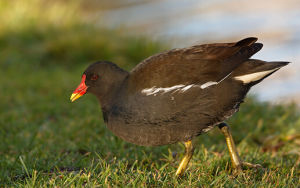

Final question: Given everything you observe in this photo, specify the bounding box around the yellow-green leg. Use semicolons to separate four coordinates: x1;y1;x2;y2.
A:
218;123;262;171
176;140;194;176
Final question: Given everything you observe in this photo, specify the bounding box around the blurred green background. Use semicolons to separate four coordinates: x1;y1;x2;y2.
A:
0;0;299;186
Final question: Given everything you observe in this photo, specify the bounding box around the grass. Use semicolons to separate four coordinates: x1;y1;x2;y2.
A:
0;0;299;187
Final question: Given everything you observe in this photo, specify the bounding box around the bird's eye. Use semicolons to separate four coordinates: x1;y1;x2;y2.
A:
91;74;99;81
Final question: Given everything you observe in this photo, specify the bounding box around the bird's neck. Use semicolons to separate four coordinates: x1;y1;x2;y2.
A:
97;70;129;110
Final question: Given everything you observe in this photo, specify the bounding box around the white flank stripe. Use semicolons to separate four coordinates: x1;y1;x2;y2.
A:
200;81;218;89
141;85;185;96
200;71;232;89
141;72;234;96
181;84;194;92
234;68;279;84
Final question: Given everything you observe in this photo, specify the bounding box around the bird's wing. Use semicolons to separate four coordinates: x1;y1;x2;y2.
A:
128;37;263;93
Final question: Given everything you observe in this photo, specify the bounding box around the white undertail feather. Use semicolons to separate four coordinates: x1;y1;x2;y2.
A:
234;68;279;84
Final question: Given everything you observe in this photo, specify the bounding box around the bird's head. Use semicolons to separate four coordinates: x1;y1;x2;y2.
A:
70;61;128;103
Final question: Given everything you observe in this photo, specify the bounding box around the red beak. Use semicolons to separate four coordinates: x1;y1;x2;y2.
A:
70;74;88;102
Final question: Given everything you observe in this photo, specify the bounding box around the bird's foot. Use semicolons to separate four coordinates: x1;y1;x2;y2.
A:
217;123;264;174
240;161;263;169
232;161;264;175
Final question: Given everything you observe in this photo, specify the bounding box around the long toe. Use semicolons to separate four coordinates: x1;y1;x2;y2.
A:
242;162;264;169
233;161;264;175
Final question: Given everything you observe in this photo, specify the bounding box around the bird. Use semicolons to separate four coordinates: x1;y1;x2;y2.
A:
70;37;289;176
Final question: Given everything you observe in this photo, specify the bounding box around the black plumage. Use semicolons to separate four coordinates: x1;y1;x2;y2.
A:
72;37;289;146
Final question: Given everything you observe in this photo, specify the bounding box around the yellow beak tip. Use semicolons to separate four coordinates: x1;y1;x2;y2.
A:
70;93;82;102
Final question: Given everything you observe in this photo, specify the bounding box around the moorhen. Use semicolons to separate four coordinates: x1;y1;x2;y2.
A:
70;37;289;176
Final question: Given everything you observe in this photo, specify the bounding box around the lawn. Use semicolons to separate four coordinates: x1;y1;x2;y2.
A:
0;0;299;187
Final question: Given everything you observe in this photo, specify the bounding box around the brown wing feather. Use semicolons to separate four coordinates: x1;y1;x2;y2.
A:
129;37;262;91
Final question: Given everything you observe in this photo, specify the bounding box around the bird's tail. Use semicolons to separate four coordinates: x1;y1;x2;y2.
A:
231;59;290;85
